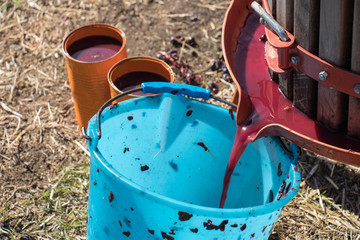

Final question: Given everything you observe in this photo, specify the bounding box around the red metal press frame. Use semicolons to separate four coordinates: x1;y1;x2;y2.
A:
262;0;360;99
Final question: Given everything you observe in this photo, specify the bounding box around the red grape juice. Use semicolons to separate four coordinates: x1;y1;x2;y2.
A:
113;71;170;96
67;35;122;62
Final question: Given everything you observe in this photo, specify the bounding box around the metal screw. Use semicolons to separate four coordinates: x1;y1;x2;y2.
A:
354;84;360;94
291;55;299;65
318;71;328;81
259;17;265;25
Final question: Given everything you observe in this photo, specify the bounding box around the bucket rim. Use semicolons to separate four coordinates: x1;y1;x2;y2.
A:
107;56;175;98
87;97;301;218
62;23;127;65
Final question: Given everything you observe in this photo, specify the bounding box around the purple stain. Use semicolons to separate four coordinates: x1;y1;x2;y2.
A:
109;191;114;203
148;229;155;235
186;110;193;116
169;161;178;171
141;165;149;171
197;142;209;152
127;116;133;120
277;180;287;200
269;190;274;203
203;220;228;231
240;224;246;231
124;147;129;153
285;182;292;194
161;231;174;240
123;231;130;237
178;211;193;221
190;228;198;233
277;162;282;177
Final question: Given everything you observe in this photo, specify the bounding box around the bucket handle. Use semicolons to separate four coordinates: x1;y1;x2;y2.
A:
83;82;237;141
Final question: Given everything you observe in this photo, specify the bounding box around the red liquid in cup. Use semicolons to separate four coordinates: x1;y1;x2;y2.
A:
68;36;122;62
113;71;170;96
219;13;360;208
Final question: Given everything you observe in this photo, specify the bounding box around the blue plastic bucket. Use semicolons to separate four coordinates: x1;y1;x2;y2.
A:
85;83;301;240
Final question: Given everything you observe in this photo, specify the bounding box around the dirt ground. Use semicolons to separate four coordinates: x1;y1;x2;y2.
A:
0;0;359;239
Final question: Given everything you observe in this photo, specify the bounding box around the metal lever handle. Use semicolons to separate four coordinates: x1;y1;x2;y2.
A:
250;1;289;42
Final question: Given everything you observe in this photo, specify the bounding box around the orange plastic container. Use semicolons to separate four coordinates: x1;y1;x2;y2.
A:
62;24;127;128
108;56;174;102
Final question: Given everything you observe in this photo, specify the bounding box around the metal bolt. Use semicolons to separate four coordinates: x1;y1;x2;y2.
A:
291;55;299;65
354;84;360;94
259;17;265;25
318;71;328;81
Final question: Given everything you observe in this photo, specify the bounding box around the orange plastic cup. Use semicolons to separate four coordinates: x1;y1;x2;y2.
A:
62;24;127;129
108;57;174;102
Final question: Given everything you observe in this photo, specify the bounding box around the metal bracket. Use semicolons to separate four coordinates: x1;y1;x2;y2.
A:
259;0;360;99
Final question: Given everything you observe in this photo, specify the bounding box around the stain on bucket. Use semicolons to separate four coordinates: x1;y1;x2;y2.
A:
85;83;300;240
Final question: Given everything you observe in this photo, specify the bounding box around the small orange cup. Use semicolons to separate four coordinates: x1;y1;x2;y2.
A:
62;24;127;128
108;57;174;102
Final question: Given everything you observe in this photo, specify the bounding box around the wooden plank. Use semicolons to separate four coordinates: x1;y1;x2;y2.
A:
276;0;294;32
278;71;293;100
348;0;360;138
317;0;353;130
276;0;294;100
293;0;319;117
267;0;276;18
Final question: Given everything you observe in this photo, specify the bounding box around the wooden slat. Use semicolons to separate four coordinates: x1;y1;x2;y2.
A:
276;0;294;100
317;0;353;130
293;0;319;118
267;0;276;19
278;71;293;100
276;0;294;31
348;0;360;138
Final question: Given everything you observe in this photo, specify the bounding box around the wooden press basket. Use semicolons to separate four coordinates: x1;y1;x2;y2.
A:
265;0;360;139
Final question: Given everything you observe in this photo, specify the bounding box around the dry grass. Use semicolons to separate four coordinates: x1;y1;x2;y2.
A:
274;151;360;239
0;164;89;239
0;0;359;239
